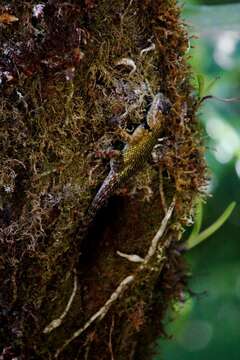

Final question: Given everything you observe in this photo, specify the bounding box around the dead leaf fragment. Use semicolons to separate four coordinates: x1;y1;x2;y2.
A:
0;13;19;24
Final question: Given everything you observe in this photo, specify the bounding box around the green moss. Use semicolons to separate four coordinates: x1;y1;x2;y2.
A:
0;0;206;358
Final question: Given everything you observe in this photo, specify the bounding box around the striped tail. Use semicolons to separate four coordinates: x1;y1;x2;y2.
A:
87;169;119;220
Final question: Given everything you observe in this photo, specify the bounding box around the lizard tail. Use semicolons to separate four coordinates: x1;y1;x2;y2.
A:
75;170;118;249
87;169;118;220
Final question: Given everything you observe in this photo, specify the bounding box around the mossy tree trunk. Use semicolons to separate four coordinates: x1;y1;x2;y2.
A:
0;1;206;359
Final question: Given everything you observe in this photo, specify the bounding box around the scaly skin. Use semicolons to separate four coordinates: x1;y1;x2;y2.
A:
87;93;170;220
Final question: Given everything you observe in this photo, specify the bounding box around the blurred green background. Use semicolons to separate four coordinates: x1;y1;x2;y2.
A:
155;0;240;359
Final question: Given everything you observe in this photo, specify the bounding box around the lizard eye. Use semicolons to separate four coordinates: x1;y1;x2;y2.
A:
126;124;135;133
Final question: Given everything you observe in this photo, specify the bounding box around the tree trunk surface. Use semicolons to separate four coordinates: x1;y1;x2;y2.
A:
0;1;206;359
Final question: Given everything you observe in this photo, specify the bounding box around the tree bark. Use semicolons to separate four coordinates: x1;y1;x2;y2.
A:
0;1;206;359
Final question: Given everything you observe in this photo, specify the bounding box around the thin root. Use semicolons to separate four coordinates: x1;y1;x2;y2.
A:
54;275;134;358
43;271;78;334
54;198;175;358
117;250;144;263
115;58;137;76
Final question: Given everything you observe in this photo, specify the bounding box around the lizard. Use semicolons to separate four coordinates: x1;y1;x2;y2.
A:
86;92;171;221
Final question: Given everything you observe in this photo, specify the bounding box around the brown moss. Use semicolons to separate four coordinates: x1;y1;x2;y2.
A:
0;0;206;359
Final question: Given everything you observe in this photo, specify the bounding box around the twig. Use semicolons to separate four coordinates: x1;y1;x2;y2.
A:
108;316;115;360
200;95;240;105
116;250;144;263
140;42;156;56
115;58;137;76
159;166;167;214
116;198;175;265
143;197;175;263
43;271;78;334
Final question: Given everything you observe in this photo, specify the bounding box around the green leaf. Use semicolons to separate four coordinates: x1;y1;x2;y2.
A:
204;76;220;95
196;73;205;99
186;202;236;250
195;74;220;101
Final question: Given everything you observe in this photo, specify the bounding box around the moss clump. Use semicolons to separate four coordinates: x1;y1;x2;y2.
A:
0;1;206;359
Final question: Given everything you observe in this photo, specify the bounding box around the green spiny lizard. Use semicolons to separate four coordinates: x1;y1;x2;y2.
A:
87;92;171;220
